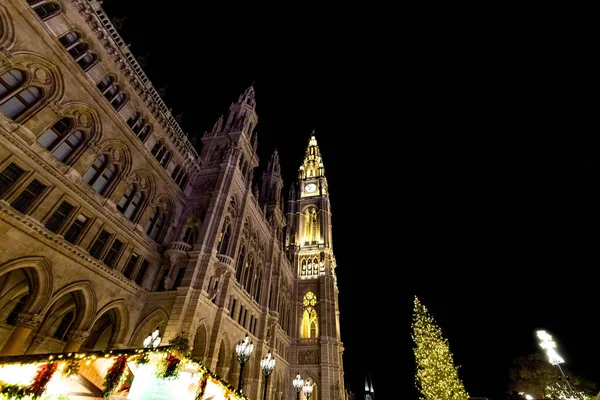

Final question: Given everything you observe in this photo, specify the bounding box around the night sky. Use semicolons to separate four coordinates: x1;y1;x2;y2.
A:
102;2;596;398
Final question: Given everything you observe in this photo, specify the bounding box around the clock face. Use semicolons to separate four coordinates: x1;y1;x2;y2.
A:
305;183;317;193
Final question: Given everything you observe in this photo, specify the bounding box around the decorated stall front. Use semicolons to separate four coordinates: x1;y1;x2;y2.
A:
0;335;246;400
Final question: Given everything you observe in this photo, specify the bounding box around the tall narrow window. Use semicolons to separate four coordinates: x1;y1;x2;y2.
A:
134;260;149;286
37;118;84;162
89;229;110;259
235;248;245;282
0;69;26;99
0;86;43;120
301;291;319;339
127;112;140;128
122;253;139;279
77;52;97;71
63;213;88;244
183;227;196;245
145;208;165;240
109;93;126;110
82;154;116;196
177;173;188;190
45;201;73;233
117;184;143;221
103;238;123;268
173;267;186;288
137;124;151;141
10;179;46;213
0;163;25;198
151;142;162;157
217;223;231;255
59;31;79;47
230;298;237;319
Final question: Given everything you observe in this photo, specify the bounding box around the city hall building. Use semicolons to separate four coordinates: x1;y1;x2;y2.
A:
0;1;345;399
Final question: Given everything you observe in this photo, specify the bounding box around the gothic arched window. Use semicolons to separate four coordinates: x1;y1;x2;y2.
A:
235;247;245;282
117;184;145;221
82;154;117;196
37;117;86;162
218;222;231;255
145;207;166;241
0;68;43;120
53;310;75;341
301;291;318;339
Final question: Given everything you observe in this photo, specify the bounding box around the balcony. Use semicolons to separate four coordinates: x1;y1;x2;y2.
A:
167;241;192;253
297;338;319;344
216;253;234;267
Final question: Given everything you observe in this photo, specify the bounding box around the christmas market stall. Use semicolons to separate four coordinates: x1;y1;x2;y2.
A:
0;334;246;400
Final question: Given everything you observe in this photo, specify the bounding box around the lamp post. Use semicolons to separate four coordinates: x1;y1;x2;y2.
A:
536;330;577;399
293;373;304;400
235;333;254;394
260;351;276;400
303;379;314;400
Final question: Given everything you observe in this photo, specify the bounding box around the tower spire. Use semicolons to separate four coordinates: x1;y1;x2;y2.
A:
298;131;324;179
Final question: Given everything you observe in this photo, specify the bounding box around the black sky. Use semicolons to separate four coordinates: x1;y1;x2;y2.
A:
101;2;596;398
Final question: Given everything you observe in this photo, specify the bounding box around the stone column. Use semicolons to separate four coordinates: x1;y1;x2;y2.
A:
63;330;90;353
0;313;43;356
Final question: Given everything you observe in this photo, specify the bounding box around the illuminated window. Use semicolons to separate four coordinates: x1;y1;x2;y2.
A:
301;291;318;339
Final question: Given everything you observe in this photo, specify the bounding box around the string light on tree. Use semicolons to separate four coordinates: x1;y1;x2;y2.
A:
536;330;579;399
412;296;469;400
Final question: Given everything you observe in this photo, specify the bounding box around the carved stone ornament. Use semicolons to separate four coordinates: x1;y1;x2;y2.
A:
112;148;122;162
74;110;91;128
15;313;44;329
29;63;52;85
66;329;90;343
139;176;148;189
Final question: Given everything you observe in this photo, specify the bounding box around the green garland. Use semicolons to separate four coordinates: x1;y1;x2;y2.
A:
101;355;128;398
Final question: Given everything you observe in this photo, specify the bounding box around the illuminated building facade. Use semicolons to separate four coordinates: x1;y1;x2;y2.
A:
0;0;345;399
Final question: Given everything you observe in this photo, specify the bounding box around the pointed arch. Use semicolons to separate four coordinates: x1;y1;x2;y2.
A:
90;299;129;345
0;256;53;314
98;139;133;177
191;320;209;360
7;51;65;104
128;307;169;347
56;101;103;146
41;280;97;331
0;5;16;49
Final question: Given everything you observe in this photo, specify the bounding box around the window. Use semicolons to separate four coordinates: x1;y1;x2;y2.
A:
230;298;237;318
134;260;149;286
103;238;123;268
0;69;26;99
137;124;151;141
10;179;46;213
301;291;319;339
177;173;188;190
97;75;114;93
89;229;110;259
183;227;196;245
52;310;74;341
173;267;186;288
63;213;88;244
37;118;84;162
45;201;73;233
171;165;188;190
145;208;165;240
109;93;127;110
217;223;231;254
59;31;97;71
160;151;171;167
127;112;140;128
31;1;61;20
0;86;43;120
123;253;139;279
82;154;117;196
117;184;144;221
0;163;25;198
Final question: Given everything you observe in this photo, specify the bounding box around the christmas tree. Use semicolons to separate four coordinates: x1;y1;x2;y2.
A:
412;296;469;400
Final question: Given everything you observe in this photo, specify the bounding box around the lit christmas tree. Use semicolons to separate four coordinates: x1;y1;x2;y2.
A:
412;296;469;400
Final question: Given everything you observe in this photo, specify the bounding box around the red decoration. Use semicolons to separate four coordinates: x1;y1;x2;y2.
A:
30;363;57;398
101;355;128;398
195;376;207;400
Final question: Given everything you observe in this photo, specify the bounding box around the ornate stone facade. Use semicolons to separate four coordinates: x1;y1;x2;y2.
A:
0;1;345;399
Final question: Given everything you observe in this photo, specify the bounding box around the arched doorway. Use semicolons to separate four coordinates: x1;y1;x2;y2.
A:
192;324;208;361
0;269;32;348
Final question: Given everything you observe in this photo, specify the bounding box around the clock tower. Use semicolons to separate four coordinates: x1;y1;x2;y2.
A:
286;133;345;400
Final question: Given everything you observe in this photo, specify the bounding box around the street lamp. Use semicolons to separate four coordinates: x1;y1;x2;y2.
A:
293;373;304;400
235;333;254;393
260;351;276;400
303;379;314;400
536;330;577;399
